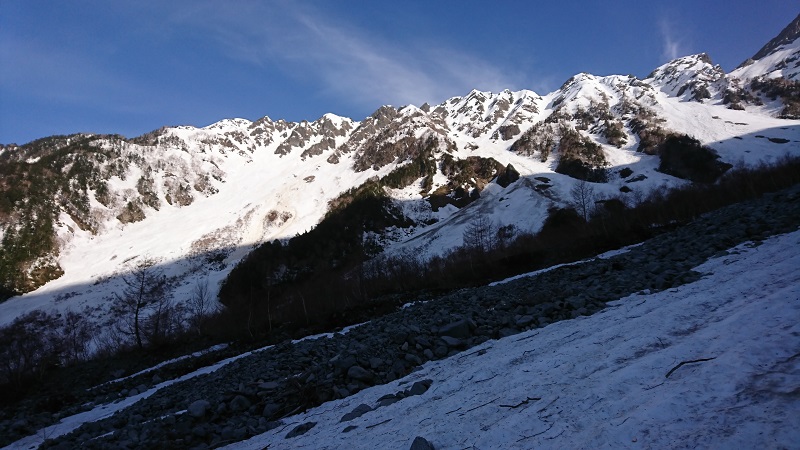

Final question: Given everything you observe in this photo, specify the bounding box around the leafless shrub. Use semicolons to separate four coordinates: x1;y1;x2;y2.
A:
187;278;213;335
463;216;497;253
0;308;94;386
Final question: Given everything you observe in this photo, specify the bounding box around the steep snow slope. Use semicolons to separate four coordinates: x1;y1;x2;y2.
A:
0;115;390;326
733;12;800;82
379;75;800;260
733;36;800;81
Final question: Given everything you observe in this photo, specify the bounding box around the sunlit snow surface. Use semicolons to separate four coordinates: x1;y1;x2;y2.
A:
731;37;800;81
225;230;800;449
1;77;799;334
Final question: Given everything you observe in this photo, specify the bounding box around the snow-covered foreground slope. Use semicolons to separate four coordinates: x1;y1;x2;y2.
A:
227;230;800;449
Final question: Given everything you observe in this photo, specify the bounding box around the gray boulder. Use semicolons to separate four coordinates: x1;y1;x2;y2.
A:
440;336;463;347
187;400;210;418
285;421;316;438
515;315;535;327
406;379;432;396
347;365;374;382
262;402;280;419
258;381;280;391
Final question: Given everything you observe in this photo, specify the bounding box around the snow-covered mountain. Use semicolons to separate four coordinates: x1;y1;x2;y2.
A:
1;14;799;331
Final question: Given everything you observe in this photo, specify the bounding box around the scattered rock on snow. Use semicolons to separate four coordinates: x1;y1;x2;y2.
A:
406;379;432;397
285;421;316;438
410;435;436;449
340;403;373;422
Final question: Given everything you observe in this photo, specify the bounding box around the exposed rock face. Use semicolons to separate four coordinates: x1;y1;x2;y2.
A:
495;163;520;188
646;53;727;101
247;117;293;148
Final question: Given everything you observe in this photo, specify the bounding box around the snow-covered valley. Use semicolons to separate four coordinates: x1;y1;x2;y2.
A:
1;12;800;450
4;185;799;449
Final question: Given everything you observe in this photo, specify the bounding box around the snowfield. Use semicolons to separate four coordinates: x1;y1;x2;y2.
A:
222;230;800;449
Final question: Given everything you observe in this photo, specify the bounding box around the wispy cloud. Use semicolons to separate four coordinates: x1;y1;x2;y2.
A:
0;32;190;120
659;18;685;62
1;39;125;108
177;2;524;111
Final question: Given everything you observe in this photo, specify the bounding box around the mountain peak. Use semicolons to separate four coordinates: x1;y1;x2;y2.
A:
319;112;347;123
731;15;800;82
645;53;725;100
646;53;717;77
203;117;252;131
740;13;800;67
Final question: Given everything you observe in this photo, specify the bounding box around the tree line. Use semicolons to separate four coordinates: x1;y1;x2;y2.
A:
2;152;798;396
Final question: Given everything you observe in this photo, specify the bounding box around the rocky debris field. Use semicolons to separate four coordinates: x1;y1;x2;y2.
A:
11;185;800;450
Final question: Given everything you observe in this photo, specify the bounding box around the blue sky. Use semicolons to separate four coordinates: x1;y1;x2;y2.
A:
0;0;795;145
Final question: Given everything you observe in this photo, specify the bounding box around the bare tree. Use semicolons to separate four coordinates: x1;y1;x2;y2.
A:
463;216;496;252
112;258;167;349
570;180;596;221
144;293;183;347
60;309;95;363
187;277;212;335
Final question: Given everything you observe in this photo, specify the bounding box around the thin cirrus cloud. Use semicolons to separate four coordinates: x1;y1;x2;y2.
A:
0;37;166;117
0;39;115;105
181;3;524;110
658;18;686;62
